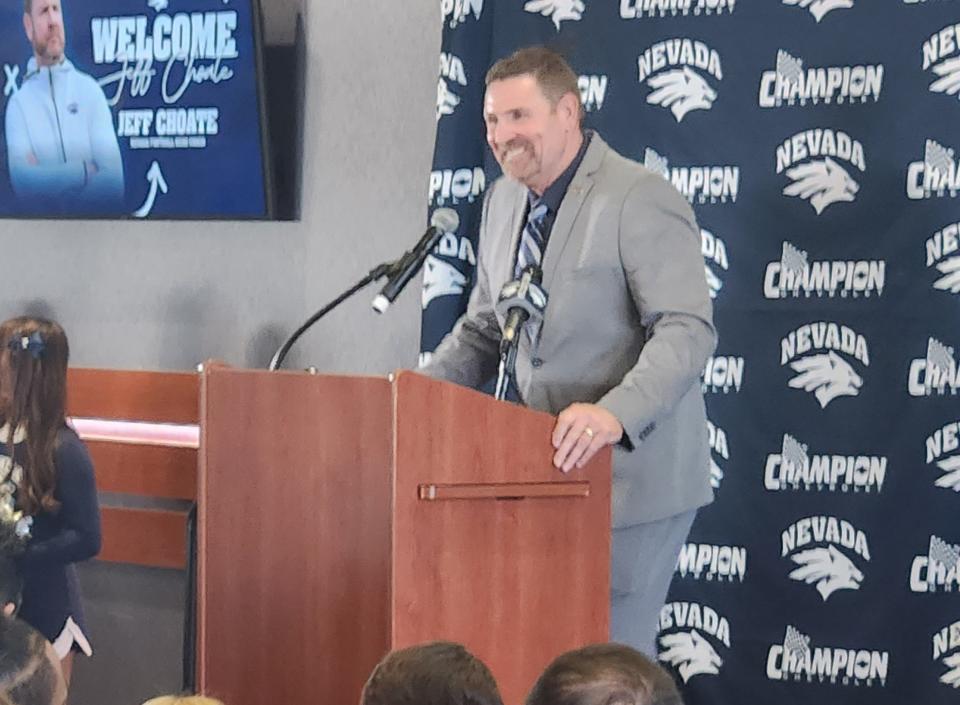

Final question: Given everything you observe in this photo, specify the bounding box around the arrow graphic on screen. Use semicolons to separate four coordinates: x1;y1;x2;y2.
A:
133;161;168;218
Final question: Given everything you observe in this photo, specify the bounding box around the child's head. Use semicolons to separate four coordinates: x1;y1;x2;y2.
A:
361;642;503;705
526;643;684;705
0;317;69;422
0;613;67;705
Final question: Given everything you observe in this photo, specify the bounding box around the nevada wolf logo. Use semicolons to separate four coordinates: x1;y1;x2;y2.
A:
422;255;467;308
523;0;585;30
647;67;717;123
659;630;722;683
783;157;859;214
789;545;864;600
943;654;960;688
930;57;960;99
147;0;169;11
788;351;863;408
934;257;960;294
937;456;960;491
782;0;854;22
436;79;460;120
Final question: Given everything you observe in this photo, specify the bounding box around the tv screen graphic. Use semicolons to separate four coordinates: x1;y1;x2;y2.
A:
0;0;270;219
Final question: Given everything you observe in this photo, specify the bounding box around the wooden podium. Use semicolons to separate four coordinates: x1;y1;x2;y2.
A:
196;367;610;705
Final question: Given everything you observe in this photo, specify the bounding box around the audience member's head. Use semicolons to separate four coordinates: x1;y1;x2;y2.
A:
0;555;22;616
0;614;67;705
141;697;225;705
361;641;503;705
526;643;683;705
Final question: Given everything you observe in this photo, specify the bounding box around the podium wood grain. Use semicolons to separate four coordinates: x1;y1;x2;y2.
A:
392;373;610;705
199;369;393;705
197;368;610;705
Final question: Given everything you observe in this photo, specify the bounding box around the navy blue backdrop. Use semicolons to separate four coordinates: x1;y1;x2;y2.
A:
423;2;959;703
0;0;268;218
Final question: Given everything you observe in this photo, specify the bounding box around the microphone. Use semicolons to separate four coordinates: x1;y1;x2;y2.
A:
495;265;548;348
372;208;460;314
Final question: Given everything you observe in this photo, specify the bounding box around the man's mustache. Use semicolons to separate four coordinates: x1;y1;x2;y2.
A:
498;138;531;158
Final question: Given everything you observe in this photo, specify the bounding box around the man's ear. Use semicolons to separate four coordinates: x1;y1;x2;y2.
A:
23;13;34;45
558;91;581;125
2;602;15;617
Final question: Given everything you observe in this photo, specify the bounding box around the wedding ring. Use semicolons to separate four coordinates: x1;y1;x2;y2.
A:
584;427;595;439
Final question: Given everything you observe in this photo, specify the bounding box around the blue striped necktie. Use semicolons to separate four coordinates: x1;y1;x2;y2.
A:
515;201;549;279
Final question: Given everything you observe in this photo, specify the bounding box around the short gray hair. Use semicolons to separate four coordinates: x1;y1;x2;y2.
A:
486;46;583;122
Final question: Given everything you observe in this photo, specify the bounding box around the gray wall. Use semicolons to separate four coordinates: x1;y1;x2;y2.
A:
7;1;441;702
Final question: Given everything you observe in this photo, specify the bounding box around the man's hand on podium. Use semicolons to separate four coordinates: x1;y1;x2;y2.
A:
552;403;623;473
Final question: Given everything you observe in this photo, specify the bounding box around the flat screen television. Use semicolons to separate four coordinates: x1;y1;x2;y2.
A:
0;0;271;219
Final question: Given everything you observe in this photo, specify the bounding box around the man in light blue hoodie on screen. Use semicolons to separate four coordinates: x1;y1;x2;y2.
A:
5;0;123;212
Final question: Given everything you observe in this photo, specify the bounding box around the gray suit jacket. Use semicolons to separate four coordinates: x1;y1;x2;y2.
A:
422;134;717;527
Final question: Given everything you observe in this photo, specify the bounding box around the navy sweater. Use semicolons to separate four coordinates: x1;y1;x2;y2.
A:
5;427;101;641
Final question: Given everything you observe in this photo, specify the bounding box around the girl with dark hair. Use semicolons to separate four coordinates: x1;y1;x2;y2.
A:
0;316;100;688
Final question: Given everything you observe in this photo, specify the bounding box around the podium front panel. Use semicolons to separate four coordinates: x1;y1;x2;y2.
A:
391;372;611;705
198;369;394;705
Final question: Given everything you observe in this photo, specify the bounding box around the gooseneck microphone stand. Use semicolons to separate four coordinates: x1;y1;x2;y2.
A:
268;262;395;371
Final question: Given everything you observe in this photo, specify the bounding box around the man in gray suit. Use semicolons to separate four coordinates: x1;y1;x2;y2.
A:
421;46;716;656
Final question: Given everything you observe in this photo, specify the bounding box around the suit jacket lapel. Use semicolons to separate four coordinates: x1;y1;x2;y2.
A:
540;134;608;293
505;184;528;273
